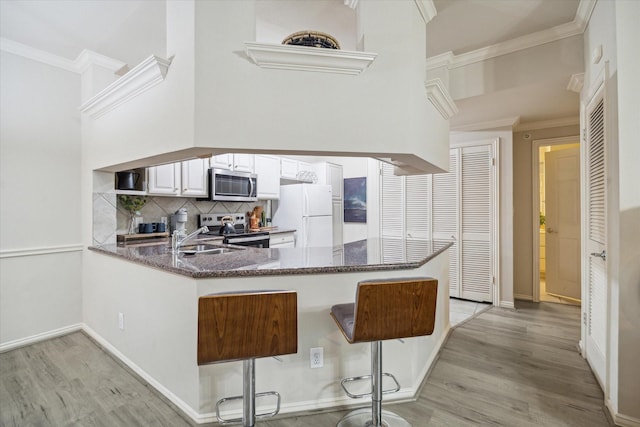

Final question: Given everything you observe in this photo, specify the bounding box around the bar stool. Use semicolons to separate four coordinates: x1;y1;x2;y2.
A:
198;290;298;427
330;277;438;427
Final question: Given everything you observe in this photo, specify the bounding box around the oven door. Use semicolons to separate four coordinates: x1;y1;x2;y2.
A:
210;168;257;202
224;233;270;248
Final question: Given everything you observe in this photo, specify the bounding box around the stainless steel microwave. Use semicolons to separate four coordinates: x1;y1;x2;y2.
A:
208;168;257;202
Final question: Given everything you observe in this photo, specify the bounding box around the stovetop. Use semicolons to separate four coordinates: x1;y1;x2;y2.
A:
198;212;267;236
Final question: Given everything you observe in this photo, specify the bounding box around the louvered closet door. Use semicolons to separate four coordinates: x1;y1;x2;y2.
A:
460;145;494;302
381;162;405;262
432;150;460;297
585;89;607;387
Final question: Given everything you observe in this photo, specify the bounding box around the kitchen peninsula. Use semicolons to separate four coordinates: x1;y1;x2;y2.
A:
85;238;451;423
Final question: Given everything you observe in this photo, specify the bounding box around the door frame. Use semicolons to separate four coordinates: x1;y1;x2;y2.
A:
531;136;580;303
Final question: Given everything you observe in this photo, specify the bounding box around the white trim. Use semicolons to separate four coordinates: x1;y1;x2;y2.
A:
0;37;125;74
567;73;585;93
415;0;437;24
425;51;454;71
499;301;515;309
451;116;520;132
606;400;640;427
0;324;82;353
425;78;458;120
80;55;172;119
531;136;581;303
426;0;597;71
514;293;534;301
515;116;580;132
74;49;126;74
245;42;377;75
0;244;83;259
1;37;77;72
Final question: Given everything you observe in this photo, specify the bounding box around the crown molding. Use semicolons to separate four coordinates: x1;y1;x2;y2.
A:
425;78;458;120
75;49;127;74
451;116;520;132
415;0;437;24
245;42;377;75
567;73;585;93
80;55;172;119
514;116;580;132
1;37;77;72
0;37;126;75
426;0;596;71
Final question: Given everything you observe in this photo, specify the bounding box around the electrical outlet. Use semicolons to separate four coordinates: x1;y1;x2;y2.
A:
118;312;125;330
310;347;323;368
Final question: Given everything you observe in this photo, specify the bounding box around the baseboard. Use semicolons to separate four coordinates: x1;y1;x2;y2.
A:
514;293;533;301
606;399;640;427
0;323;83;353
499;300;515;309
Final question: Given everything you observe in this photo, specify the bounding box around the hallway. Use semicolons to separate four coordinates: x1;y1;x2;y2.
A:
0;302;611;426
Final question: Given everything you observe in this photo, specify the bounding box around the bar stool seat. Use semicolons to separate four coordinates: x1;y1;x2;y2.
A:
330;277;438;427
198;290;297;427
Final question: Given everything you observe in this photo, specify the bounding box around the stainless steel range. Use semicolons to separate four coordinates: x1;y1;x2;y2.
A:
198;212;269;248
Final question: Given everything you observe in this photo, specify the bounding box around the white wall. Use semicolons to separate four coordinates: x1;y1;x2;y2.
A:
451;128;514;306
0;52;82;347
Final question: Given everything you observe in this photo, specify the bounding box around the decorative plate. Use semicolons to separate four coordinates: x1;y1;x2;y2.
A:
282;31;340;49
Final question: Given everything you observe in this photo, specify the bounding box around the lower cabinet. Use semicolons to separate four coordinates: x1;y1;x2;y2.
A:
270;231;295;248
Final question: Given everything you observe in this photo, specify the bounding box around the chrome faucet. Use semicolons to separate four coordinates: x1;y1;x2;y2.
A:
171;226;210;252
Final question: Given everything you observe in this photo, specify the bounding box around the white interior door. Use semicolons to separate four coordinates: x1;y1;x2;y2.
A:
545;147;581;299
459;144;494;302
584;90;607;387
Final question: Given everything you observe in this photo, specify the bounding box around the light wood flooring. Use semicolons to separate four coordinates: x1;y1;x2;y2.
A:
0;301;611;426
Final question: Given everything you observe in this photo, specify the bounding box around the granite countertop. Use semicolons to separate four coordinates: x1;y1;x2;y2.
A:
89;238;453;279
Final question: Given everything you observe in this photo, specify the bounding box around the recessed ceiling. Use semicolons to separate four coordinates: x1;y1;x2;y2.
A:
427;0;581;56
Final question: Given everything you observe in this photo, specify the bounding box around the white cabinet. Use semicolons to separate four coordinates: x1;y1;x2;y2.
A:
280;157;298;179
148;158;209;197
328;162;343;200
254;155;280;199
180;158;209;197
270;231;295;248
211;153;254;172
147;163;180;195
315;162;344;244
332;200;343;247
211;154;233;170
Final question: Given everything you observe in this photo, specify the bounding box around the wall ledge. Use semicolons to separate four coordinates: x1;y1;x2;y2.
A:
80;55;172;119
0;244;83;258
245;42;377;75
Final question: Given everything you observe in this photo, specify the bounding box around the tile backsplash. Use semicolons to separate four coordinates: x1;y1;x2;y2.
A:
92;193;266;245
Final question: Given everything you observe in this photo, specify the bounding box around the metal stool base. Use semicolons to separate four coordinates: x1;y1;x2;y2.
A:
336;408;411;427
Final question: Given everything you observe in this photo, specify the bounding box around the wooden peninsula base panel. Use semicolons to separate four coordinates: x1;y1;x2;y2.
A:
86;238;452;424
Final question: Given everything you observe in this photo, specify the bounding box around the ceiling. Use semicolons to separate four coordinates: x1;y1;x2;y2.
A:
0;0;584;129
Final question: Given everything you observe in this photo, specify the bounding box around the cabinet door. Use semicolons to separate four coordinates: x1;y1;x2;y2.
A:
280;157;298;179
211;154;233;170
327;162;343;200
254;155;280;199
181;158;209;197
233;154;255;172
148;163;180;195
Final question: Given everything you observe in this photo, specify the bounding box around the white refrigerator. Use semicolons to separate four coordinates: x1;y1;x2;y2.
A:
273;184;333;248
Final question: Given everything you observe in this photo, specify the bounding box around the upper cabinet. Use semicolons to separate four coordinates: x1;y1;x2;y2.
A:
148;158;209;197
147;163;180;195
180;158;209;197
211;153;255;173
254;154;280;200
280;157;298;180
315;162;343;200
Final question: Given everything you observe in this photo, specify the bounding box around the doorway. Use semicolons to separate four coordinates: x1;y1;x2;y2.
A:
533;137;581;305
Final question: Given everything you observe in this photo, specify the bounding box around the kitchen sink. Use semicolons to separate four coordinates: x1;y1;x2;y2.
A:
178;244;244;256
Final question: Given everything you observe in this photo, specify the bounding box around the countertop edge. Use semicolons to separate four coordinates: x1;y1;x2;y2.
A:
88;240;453;279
